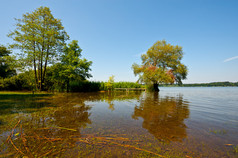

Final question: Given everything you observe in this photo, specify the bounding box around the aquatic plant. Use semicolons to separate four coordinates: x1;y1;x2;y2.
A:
209;128;227;135
234;145;238;153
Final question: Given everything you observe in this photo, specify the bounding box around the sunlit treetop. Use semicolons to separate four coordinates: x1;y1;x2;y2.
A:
132;40;188;89
8;6;69;90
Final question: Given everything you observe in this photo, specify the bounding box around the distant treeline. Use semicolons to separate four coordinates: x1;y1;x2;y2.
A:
161;82;238;87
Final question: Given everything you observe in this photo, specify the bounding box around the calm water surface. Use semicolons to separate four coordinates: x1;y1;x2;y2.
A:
0;87;238;157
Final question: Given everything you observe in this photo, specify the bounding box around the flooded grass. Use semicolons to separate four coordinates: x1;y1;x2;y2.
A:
209;128;227;135
233;145;238;153
0;91;52;95
0;88;238;157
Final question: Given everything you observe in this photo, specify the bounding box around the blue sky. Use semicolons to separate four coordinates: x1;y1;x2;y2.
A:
0;0;238;83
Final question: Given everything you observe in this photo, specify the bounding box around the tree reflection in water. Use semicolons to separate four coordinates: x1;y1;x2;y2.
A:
99;91;142;111
132;92;190;142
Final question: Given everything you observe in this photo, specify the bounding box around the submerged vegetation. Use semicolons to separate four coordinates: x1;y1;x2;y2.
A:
233;145;238;154
209;128;227;135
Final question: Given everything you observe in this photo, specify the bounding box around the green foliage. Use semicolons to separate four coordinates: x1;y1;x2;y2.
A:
69;81;101;92
61;40;92;80
0;71;34;91
113;82;144;89
233;145;238;153
8;6;69;90
0;45;16;79
46;40;92;92
7;6;92;92
67;81;144;92
105;75;115;90
145;84;155;92
132;40;188;89
99;82;107;91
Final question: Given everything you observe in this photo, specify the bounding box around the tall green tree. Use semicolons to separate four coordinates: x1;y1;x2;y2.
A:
0;45;16;79
48;40;92;92
8;6;69;91
132;40;188;91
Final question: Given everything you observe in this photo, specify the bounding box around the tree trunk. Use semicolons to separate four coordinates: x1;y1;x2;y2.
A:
33;42;38;91
40;50;43;91
153;83;160;92
40;17;45;91
38;59;40;90
33;57;37;90
42;45;50;91
40;56;42;91
153;91;159;101
66;79;69;93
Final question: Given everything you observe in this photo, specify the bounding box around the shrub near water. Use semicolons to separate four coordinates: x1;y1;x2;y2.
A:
0;75;144;92
69;81;101;92
0;72;34;91
113;82;144;89
69;81;144;92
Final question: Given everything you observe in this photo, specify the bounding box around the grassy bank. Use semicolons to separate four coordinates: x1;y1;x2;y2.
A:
0;91;52;96
69;81;145;92
0;81;145;93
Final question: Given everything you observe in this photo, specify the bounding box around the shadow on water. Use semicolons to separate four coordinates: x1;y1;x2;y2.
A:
0;94;53;115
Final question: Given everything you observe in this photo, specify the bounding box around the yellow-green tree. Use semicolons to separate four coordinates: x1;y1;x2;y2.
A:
105;75;114;91
132;40;187;91
8;6;69;91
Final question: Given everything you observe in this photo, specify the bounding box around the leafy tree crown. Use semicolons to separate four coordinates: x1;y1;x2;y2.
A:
132;40;188;85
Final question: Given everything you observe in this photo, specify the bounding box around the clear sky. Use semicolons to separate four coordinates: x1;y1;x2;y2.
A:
0;0;238;83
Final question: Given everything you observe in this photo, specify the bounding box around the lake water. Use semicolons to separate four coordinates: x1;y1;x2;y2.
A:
0;87;238;157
